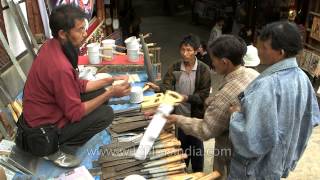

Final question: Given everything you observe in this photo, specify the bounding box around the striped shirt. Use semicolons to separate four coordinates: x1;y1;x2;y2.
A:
175;66;259;177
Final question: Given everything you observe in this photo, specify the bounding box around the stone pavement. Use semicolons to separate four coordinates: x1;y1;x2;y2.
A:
202;127;320;180
286;126;320;180
202;72;320;180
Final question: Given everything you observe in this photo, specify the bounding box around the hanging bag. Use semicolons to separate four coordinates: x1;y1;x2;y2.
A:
15;114;60;156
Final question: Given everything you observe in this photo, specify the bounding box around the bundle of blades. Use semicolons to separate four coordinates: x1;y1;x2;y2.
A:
98;140;181;163
99;141;139;159
110;120;151;133
108;114;149;140
149;172;207;180
104;167;185;180
101;156;187;180
96;132;186;179
112;115;146;125
99;132;180;162
109;127;173;143
113;106;141;116
114;111;144;118
153;138;181;149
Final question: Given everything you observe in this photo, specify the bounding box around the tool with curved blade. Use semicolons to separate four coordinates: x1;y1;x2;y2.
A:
134;90;183;160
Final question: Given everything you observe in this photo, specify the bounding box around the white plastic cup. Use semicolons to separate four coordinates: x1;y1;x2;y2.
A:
87;51;101;64
127;49;139;62
87;43;102;64
102;39;115;58
86;42;100;53
124;36;137;44
125;36;140;50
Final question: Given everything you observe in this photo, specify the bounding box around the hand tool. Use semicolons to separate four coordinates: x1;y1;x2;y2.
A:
112;115;146;125
135;90;184;160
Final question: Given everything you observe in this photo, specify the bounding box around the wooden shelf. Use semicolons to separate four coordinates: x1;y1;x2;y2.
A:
304;43;320;54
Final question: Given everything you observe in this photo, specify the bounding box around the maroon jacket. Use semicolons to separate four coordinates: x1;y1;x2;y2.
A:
23;39;88;128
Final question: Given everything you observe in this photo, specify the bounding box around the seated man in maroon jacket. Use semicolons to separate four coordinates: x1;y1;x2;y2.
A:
16;4;131;167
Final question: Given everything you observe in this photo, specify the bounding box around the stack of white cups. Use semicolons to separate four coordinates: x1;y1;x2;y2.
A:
86;43;101;64
102;39;115;59
125;36;140;62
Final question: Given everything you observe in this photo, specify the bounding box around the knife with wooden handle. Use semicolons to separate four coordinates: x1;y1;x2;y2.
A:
143;153;187;168
198;171;221;180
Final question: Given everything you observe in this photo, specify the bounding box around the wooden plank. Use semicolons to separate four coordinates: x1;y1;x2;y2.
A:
96;0;101;20
32;0;42;34
100;0;105;20
304;43;320;54
25;0;35;34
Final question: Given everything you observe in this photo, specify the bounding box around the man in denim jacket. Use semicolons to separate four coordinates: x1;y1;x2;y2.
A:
229;21;320;179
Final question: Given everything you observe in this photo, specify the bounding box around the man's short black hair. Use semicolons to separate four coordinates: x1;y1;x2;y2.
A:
49;4;88;38
208;35;247;66
239;26;253;45
259;21;302;58
179;34;200;50
200;40;207;50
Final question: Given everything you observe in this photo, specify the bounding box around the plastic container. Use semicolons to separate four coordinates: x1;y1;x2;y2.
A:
127;49;139;62
101;39;115;59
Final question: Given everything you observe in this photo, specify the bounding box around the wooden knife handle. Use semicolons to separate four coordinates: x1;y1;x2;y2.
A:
154;140;181;149
143;33;152;39
159;132;174;140
165;172;206;180
11;101;22;117
198;171;221;180
147;43;156;47
143;154;187;168
142;84;150;92
7;104;18;122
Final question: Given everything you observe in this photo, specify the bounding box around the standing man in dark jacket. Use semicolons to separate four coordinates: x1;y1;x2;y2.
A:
147;34;211;172
197;41;213;69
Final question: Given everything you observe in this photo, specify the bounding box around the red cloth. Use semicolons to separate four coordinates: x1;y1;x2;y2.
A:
23;39;88;128
78;54;144;65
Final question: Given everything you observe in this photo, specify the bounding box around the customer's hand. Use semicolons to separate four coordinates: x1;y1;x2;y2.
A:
166;114;178;125
0;167;6;180
144;110;156;120
111;82;131;97
145;82;160;92
182;95;188;102
229;105;241;114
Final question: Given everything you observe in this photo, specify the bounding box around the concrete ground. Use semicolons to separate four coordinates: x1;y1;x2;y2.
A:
140;11;320;179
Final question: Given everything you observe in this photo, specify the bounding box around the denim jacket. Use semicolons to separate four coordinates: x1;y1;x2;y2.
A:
229;58;320;179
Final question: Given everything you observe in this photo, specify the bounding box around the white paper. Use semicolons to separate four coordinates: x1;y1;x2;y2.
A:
54;166;94;180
